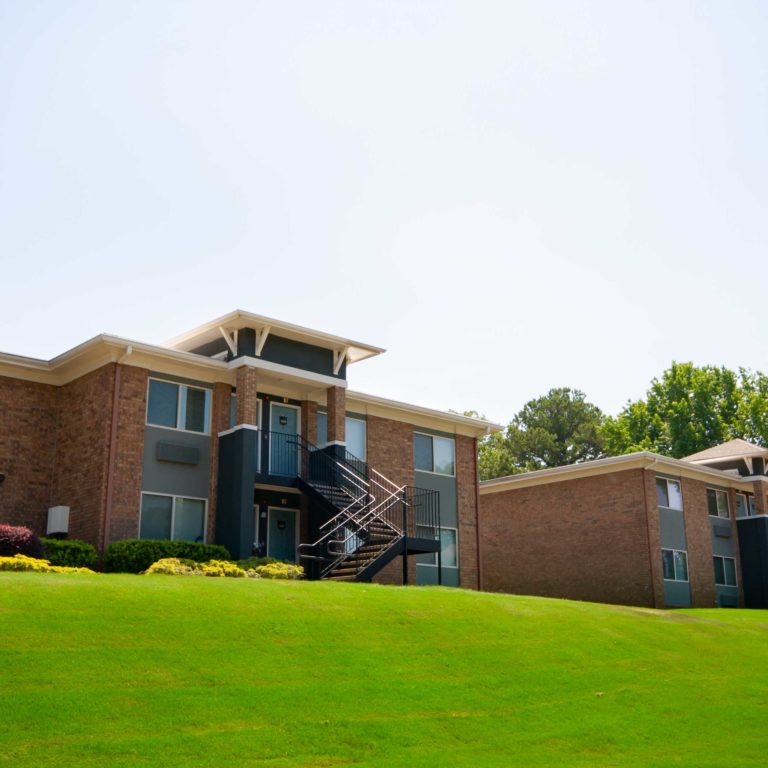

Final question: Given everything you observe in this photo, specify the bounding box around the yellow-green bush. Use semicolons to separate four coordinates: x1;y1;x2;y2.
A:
144;558;250;578
254;562;304;580
143;558;303;579
0;554;95;574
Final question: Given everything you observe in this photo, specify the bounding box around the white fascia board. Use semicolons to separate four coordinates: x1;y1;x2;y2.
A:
346;390;503;436
479;452;761;495
0;335;231;386
228;356;348;389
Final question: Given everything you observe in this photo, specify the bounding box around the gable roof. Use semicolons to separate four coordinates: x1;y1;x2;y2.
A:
683;439;768;464
164;309;385;365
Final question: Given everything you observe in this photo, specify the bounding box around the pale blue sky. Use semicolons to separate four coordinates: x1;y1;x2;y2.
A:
1;1;767;424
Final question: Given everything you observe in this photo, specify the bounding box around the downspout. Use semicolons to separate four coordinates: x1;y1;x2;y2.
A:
475;432;486;592
641;458;659;608
103;346;132;552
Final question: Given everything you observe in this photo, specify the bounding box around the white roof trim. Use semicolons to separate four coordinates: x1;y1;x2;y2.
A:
479;451;768;494
164;310;385;364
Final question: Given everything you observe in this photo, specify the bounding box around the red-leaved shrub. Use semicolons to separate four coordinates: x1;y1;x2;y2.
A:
0;525;43;558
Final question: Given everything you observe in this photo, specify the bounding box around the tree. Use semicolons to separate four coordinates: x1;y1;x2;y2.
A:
601;362;768;458
477;388;606;480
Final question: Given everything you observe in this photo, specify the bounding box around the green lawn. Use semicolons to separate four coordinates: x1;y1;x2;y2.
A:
1;574;767;767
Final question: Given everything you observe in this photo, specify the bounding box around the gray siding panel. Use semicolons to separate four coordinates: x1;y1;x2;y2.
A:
143;426;210;499
414;470;457;527
664;580;691;607
659;508;686;550
416;565;460;587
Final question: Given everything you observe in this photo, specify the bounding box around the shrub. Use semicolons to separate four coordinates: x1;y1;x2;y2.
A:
0;554;95;574
41;538;97;569
144;558;249;578
0;525;43;558
104;540;231;574
254;562;304;580
235;556;279;570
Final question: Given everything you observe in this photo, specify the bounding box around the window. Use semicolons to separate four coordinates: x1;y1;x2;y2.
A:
706;488;730;519
345;417;366;462
414;433;455;475
661;548;688;581
315;412;367;461
147;379;211;434
656;477;683;510
417;527;458;568
713;556;737;587
139;493;206;542
736;493;757;518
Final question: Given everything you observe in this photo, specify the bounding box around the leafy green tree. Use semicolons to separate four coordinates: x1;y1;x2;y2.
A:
602;362;767;458
476;389;606;479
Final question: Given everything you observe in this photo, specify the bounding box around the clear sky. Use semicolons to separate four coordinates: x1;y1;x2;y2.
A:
1;1;767;425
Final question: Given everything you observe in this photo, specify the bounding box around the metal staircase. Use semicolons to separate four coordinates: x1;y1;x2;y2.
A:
273;433;440;582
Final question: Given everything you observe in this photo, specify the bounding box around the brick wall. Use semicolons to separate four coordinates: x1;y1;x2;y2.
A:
105;365;148;545
455;435;480;590
235;367;259;425
680;477;717;608
0;376;58;532
50;365;115;547
326;386;345;443
642;470;665;608
367;415;415;586
480;469;658;607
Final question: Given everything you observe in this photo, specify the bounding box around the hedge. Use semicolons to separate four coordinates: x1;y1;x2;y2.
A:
0;525;43;558
104;539;231;573
41;538;97;569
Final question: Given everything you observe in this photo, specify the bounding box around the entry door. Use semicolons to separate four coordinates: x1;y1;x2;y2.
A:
269;403;300;476
267;507;298;562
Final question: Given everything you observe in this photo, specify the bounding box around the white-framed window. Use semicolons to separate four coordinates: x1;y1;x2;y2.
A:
661;548;688;582
417;527;458;568
414;433;455;476
736;493;757;518
713;556;737;587
656;477;683;510
316;412;367;462
146;378;211;434
139;492;207;542
706;488;730;519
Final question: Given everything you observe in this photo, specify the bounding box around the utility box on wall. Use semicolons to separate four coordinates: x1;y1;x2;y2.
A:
46;506;70;536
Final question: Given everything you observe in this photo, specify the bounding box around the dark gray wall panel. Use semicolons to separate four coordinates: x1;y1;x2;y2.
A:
215;428;260;559
710;518;737;557
737;517;768;608
142;426;210;498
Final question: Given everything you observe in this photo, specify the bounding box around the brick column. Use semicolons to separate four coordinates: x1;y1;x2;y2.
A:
752;481;767;515
235;367;259;426
301;400;318;445
681;477;716;608
326;386;346;444
642;469;665;608
456;434;480;591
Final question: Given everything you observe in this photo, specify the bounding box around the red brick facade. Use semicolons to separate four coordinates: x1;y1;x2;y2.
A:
456;435;480;590
1;361;483;591
480;469;659;607
0;376;58;533
680;477;717;608
326;386;346;443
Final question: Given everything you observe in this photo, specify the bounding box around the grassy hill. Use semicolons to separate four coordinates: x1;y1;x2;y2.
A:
1;573;767;767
